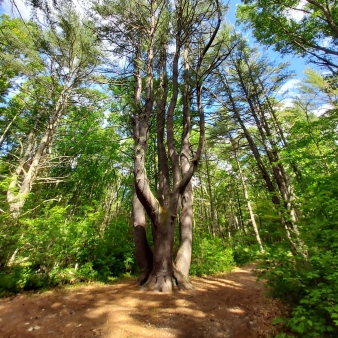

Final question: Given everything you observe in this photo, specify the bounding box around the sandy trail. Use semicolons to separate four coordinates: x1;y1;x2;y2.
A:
0;264;283;338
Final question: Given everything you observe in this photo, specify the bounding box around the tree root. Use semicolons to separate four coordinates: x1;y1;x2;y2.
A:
140;273;173;292
139;273;156;291
153;275;173;292
139;267;193;292
137;268;152;285
173;265;194;291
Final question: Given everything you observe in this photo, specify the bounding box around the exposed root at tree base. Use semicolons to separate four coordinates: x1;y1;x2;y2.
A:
140;273;173;292
154;275;173;292
139;271;193;292
173;267;194;291
137;269;152;285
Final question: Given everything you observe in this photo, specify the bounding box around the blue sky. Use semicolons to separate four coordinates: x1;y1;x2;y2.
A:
226;1;308;81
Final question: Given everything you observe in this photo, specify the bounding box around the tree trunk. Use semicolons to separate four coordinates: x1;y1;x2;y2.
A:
239;59;306;258
175;181;193;277
130;0;222;291
220;77;280;205
233;145;264;253
144;206;175;292
176;46;193;279
132;189;153;285
0;111;20;149
205;149;217;236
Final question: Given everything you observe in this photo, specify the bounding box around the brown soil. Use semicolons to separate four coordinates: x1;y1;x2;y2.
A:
0;264;285;338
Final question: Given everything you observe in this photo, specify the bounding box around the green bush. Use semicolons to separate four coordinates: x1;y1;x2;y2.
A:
0;206;136;295
233;244;260;265
0;267;26;295
190;237;235;276
225;233;262;265
261;250;338;337
258;172;338;337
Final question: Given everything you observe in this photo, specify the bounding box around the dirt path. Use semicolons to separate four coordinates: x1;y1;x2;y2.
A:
0;264;284;338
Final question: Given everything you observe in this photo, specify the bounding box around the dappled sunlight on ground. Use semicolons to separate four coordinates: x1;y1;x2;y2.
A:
0;264;285;337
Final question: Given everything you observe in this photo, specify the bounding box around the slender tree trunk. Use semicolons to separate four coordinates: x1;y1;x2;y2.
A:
220;77;280;204
234;146;264;253
239;61;306;257
176;46;193;279
205;149;217;236
235;181;246;235
218;76;307;258
196;171;211;234
132;44;155;285
0;111;20;148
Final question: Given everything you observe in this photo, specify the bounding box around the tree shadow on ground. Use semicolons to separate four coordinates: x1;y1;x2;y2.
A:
0;266;282;338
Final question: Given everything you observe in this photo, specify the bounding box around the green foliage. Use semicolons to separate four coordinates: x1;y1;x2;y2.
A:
0;10;337;338
190;237;235;276
0;205;135;295
259;172;338;337
260;251;338;337
236;0;338;72
232;239;261;265
0;14;42;101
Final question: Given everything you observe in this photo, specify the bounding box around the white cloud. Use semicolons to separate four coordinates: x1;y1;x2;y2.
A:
322;37;333;48
281;98;295;109
278;79;301;94
285;0;307;22
313;103;334;117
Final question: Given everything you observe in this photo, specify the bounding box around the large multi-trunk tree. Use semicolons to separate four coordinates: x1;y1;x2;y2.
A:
94;0;228;291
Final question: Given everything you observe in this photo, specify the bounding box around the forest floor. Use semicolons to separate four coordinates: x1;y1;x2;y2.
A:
0;264;287;338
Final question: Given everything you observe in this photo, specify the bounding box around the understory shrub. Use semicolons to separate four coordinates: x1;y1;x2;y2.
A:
0;206;136;295
259;173;338;337
261;249;338;337
190;237;235;276
230;233;262;265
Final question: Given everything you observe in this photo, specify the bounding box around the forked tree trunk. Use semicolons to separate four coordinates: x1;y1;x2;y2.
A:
8;123;54;217
131;0;222;292
141;199;176;292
